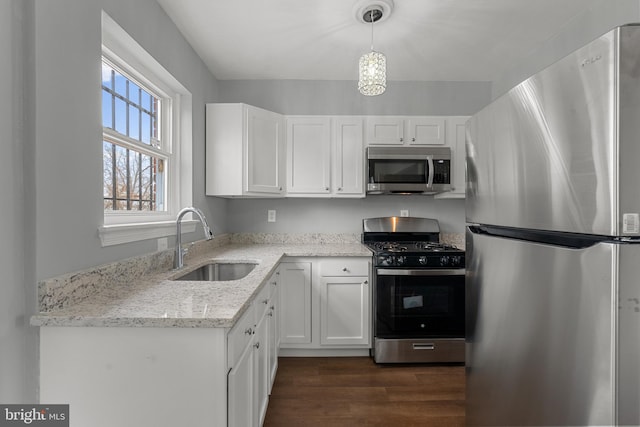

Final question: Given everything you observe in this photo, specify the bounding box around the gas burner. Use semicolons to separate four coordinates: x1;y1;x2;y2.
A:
414;242;458;252
371;242;408;252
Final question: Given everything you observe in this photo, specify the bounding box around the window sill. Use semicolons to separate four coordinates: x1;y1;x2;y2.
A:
99;220;197;247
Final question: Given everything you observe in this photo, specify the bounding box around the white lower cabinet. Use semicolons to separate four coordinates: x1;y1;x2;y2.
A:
254;308;270;426
228;327;255;427
279;262;312;344
228;269;280;427
267;271;280;388
279;257;372;353
319;276;370;346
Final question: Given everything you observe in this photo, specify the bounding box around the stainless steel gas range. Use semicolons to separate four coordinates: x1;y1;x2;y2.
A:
363;217;465;364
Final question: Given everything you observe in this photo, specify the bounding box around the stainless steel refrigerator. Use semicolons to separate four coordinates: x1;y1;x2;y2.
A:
466;25;640;426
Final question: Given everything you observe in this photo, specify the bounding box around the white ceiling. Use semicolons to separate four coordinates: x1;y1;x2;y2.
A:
157;0;599;82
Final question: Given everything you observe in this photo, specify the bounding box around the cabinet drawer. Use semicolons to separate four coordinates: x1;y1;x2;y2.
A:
254;282;272;320
320;259;370;277
227;306;255;367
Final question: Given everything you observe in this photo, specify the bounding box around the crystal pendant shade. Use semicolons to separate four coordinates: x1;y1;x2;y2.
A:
358;50;386;96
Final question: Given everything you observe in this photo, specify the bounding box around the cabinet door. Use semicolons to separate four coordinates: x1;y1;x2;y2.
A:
407;117;446;145
447;117;468;196
332;117;364;197
319;276;370;346
254;312;269;427
268;272;279;389
365;117;404;145
286;117;331;194
247;106;285;194
228;339;254;427
279;262;312;344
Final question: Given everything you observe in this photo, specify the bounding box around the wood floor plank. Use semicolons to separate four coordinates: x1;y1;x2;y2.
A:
264;357;465;426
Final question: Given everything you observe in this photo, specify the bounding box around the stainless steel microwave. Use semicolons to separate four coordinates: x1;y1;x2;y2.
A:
367;146;452;195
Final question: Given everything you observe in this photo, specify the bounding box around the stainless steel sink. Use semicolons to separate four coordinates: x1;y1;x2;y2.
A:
173;262;257;281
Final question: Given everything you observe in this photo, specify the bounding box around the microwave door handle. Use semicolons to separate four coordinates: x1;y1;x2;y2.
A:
426;156;434;188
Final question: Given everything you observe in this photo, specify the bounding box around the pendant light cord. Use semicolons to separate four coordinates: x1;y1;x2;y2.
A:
370;10;375;51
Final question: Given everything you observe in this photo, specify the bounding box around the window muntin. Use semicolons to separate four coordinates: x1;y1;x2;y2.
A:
101;59;167;212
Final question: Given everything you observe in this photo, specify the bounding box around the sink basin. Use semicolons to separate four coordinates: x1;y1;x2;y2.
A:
173;262;257;281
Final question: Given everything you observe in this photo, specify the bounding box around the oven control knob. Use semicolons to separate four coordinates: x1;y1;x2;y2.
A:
418;256;428;265
396;256;406;266
440;256;450;266
451;256;462;267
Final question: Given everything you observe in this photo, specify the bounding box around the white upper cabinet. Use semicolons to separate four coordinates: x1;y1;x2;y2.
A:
365;117;405;145
406;117;446;145
436;116;469;199
206;103;285;197
332;117;364;197
286;117;331;195
286;116;365;198
366;116;446;145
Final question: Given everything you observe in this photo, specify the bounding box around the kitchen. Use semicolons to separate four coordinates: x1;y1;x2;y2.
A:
2;0;637;426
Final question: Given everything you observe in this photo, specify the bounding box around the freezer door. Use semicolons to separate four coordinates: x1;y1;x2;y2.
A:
466;27;618;235
618;244;640;425
466;228;617;426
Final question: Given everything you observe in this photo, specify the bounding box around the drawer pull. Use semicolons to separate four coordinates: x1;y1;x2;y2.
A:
413;343;435;350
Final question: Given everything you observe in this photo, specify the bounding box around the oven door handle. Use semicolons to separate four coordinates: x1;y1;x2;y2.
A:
376;268;465;276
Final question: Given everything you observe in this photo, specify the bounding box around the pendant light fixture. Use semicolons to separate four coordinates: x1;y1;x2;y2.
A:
356;1;393;96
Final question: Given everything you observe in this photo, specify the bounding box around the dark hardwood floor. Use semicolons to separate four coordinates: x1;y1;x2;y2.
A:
264;357;465;426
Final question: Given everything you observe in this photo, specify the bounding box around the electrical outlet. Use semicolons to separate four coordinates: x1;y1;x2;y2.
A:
400;210;409;217
157;237;168;251
267;210;276;222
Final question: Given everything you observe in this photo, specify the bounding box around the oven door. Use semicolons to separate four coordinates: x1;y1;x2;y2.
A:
375;268;465;338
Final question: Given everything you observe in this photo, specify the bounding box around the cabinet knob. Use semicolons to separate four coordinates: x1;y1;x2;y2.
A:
270;305;275;310
338;187;342;191
279;187;283;191
364;280;369;284
267;312;273;317
262;299;268;305
400;137;403;142
271;281;277;286
412;137;416;142
342;267;349;272
254;342;260;349
325;187;329;191
244;327;253;335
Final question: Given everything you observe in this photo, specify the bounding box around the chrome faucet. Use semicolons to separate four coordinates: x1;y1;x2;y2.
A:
175;207;214;269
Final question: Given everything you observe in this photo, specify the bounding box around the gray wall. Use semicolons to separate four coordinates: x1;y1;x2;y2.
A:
4;0;223;404
227;197;464;235
219;80;491;116
492;0;640;98
1;0;30;404
32;0;224;281
218;79;490;234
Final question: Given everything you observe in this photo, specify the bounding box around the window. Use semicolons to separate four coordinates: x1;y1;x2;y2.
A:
101;58;166;212
99;12;194;246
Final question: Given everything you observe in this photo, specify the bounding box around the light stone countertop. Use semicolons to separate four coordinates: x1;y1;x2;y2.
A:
30;237;373;329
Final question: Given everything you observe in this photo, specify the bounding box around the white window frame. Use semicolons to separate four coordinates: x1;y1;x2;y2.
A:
98;11;194;246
